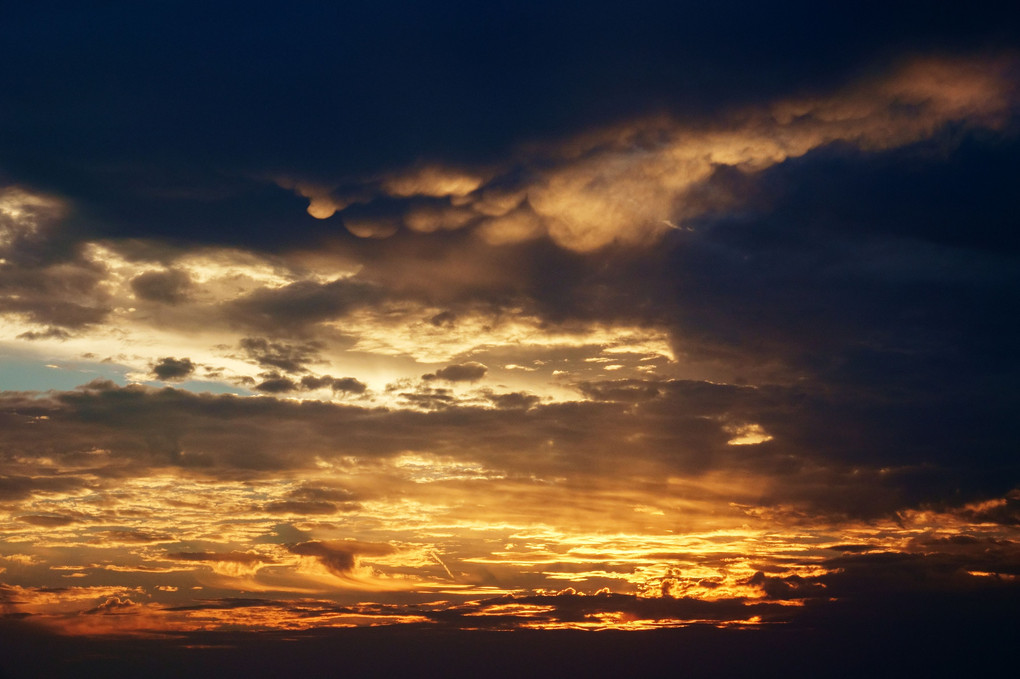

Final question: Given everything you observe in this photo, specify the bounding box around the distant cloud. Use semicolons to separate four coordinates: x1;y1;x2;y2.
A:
254;373;298;393
166;551;271;566
425;362;488;382
263;500;358;515
288;540;394;577
300;375;368;394
15;327;72;341
83;596;137;615
240;337;323;373
151;357;196;381
17;514;77;527
130;269;192;305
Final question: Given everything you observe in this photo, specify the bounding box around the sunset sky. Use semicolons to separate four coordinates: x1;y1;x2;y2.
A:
1;2;1019;675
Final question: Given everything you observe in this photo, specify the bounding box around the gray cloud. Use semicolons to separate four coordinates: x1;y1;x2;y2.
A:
130;269;192;305
0;258;110;328
17;514;78;527
299;375;368;394
228;280;380;333
83;597;137;615
254;373;298;394
329;377;368;394
288;540;394;577
262;500;360;515
425;362;488;382
166;551;272;566
239;337;323;373
15;327;72;341
151;357;196;382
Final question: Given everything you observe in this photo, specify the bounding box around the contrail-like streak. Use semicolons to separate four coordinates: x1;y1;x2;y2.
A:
430;550;455;580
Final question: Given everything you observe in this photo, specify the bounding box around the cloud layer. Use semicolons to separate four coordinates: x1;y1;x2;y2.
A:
1;2;1018;644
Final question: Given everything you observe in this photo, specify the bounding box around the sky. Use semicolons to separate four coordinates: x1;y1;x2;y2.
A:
1;1;1019;674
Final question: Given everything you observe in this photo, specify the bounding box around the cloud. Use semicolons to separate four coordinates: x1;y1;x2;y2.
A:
288;540;395;577
270;55;1017;253
15;327;72;341
0;256;110;328
95;530;172;544
299;375;368;394
239;337;323;373
427;590;796;629
130;269;192;305
17;514;78;527
228;280;380;333
0;186;67;260
151;357;196;382
0;377;1014;521
0;6;1018;647
577;379;662;402
486;391;540;410
425;362;488;382
0;474;92;501
262;500;359;515
329;377;368;394
83;596;137;615
254;373;298;394
166;551;272;566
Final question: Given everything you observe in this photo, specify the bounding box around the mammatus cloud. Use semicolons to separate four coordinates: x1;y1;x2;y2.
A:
286;55;1018;251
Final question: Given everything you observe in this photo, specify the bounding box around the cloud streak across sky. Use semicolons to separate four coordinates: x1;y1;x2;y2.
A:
1;2;1019;675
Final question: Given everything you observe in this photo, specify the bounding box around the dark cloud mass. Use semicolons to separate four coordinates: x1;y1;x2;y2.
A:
1;2;1015;248
130;269;192;305
425;362;489;383
151;357;196;381
288;540;395;577
0;0;1018;664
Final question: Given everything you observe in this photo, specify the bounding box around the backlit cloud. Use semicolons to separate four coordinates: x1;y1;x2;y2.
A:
0;3;1017;661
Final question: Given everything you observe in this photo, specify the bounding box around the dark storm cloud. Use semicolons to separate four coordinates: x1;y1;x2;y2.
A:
2;2;1016;250
151;357;196;382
